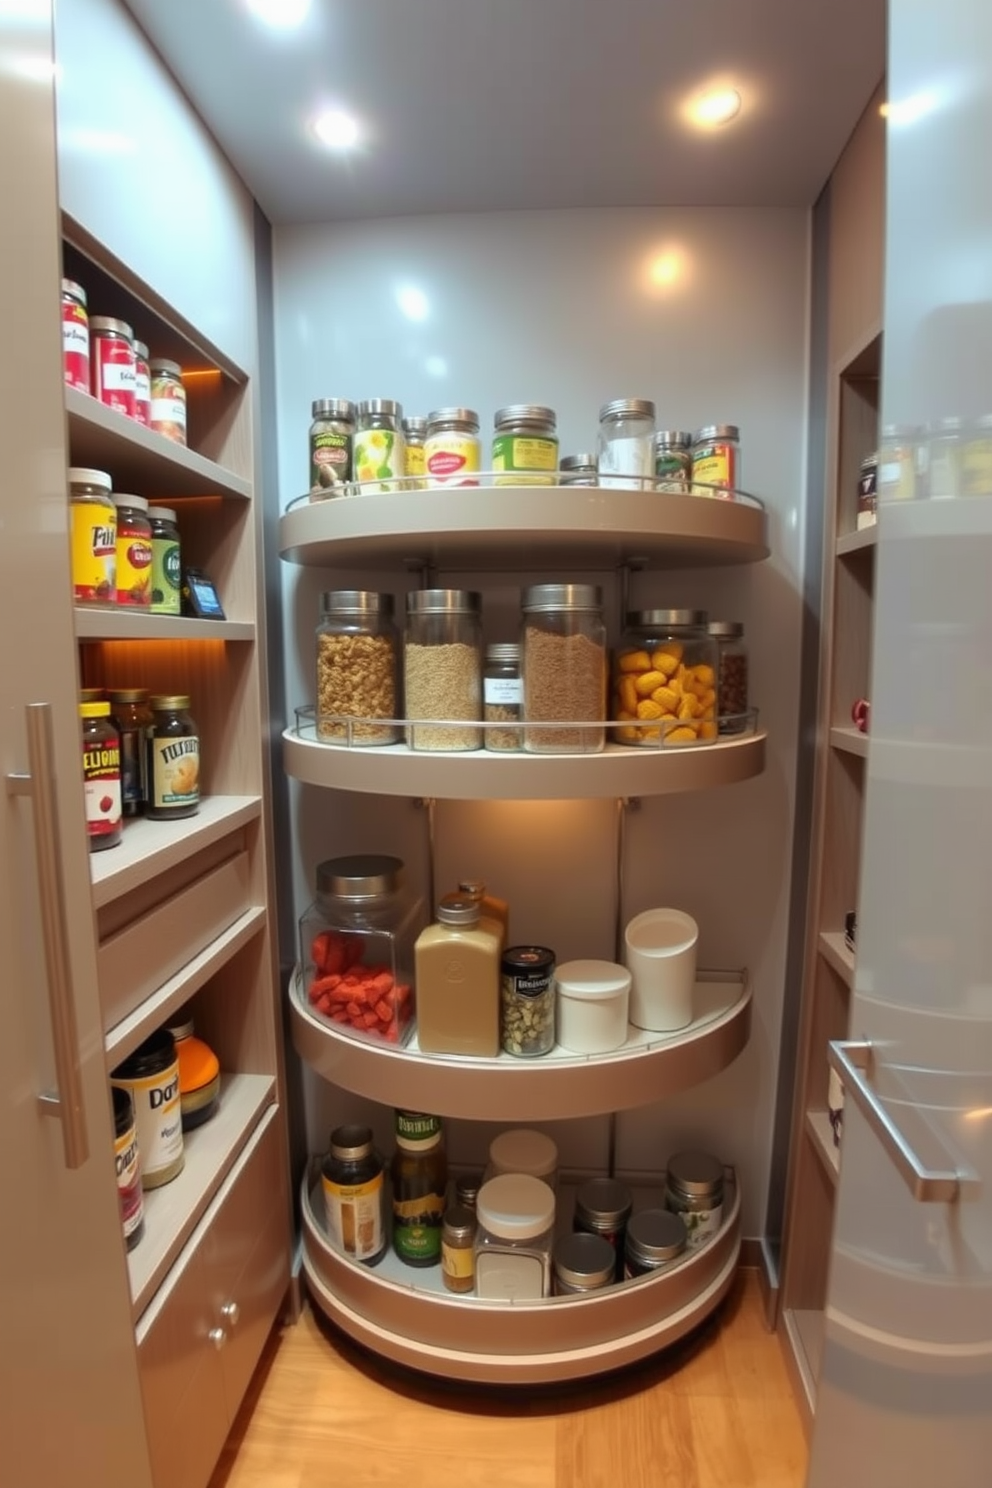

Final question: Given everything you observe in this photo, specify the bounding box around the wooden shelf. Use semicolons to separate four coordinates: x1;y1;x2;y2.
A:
829;725;869;758
74;608;254;642
291;968;750;1121
805;1110;840;1184
89;795;262;909
65;385;251;501
836;526;877;556
818;930;855;987
127;1073;275;1320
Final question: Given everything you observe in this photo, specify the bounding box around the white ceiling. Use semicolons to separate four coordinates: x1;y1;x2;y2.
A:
124;0;886;225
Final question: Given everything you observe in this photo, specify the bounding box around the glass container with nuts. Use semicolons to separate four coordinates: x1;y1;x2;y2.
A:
501;946;556;1057
707;620;749;734
316;591;401;746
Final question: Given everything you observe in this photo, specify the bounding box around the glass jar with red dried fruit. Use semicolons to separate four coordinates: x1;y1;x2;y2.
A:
298;854;424;1046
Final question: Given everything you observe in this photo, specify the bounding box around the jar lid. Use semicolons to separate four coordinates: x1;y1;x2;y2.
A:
559;453;598;471
599;398;656;422
455;1172;483;1207
79;689;104;704
110;1026;176;1081
150;357;183;376
485;643;520;664
477;1173;556;1240
78;702;111;718
694;424;739;443
112;1084;133;1137
113;493;149;512
172;1032;220;1093
147;506;178;522
405;588;482;616
165;1015;195;1041
574;1177;633;1227
320;589;395;618
501;945;555;975
436;892;481;926
395;1110;443;1148
62;277;86;304
654;430;693;447
358;398;403;418
493;404;557;430
312;398;355;420
427;406;480;431
402;416;427;436
329;1123;375;1161
457;879;486;898
316;853;404;899
134;340;149;360
90;315;133;337
107;688;150;704
627;608;708;629
68;467;112;492
522;583;603;613
442;1204;477;1242
150;694;192;711
706;620;744;639
625;1209;687;1263
489;1128;558;1179
554;1232;616;1287
555;959;631;999
666;1150;725;1197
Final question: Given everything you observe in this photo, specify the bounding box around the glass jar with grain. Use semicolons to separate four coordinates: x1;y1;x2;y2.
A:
521;584;606;754
316;591;400;746
404;590;482;751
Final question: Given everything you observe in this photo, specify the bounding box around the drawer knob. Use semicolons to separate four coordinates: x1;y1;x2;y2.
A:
208;1327;227;1351
221;1301;241;1326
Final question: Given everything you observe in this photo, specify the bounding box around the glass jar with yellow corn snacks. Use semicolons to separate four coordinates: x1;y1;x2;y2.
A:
610;610;718;747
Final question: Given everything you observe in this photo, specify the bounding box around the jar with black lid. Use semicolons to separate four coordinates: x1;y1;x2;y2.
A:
80;702;122;851
321;1123;387;1265
316;590;400;745
624;1209;688;1277
573;1176;633;1280
553;1232;617;1295
112;1086;144;1251
500;945;556;1056
354;398;405;491
108;688;153;817
310;397;355;496
611;609;718;747
391;1111;447;1267
455;1172;483;1211
110;1028;184;1189
664;1150;725;1247
146;695;199;820
441;1203;477;1293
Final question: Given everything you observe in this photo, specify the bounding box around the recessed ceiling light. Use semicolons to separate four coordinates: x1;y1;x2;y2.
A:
247;0;310;29
312;109;362;151
686;87;743;129
396;285;430;322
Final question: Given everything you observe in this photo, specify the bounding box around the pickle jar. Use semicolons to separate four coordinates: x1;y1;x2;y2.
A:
309;398;355;496
521;583;607;754
611;609;718;747
299;854;424;1046
707;620;749;734
316;590;400;746
404;590;483;752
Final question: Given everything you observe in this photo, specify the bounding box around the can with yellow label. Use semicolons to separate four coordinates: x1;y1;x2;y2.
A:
69;467;116;605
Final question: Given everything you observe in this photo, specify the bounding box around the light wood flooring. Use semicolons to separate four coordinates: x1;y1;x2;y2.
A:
208;1270;807;1488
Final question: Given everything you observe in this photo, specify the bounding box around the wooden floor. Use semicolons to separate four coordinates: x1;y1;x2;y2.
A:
208;1270;807;1488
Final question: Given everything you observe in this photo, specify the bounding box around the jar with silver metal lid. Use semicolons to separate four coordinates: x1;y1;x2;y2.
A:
316;590;400;745
521;583;607;754
149;358;187;445
402;415;427;488
484;642;522;751
624;1209;688;1277
692;424;740;497
441;1204;477;1293
664;1150;725;1247
90;315;136;418
492;404;559;486
654;430;693;492
354;398;406;491
425;407;481;487
573;1176;633;1280
707;620;749;733
404;589;483;751
559;453;598;487
553;1232;617;1295
597;398;656;488
612;609;718;747
310;398;355;496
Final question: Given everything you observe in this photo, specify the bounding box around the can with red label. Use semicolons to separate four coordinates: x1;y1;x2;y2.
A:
62;278;90;392
113;494;153;607
79;702;122;851
425;408;481;487
69;467;117;605
133;339;151;426
91;315;136;417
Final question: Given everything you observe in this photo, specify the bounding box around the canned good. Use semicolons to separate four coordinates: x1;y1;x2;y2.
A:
112;1086;144;1252
624;1209;688;1277
110;1029;184;1189
553;1231;617;1295
483;642;522;751
692;424;740;497
148;506;181;615
69;467;116;606
664;1150;725;1247
492;405;558;486
500;945;556;1056
654;430;693;492
559;453;598;487
80;702;122;852
598;399;656;488
113;494;153;607
521;583;607;754
441;1204;477;1293
322;1124;387;1265
573;1177;633;1280
90;316;135;417
425;407;481;487
61;278;89;392
310;397;355;495
133;340;151;426
108;688;153;818
857;453;878;528
354;399;405;492
149;358;187;445
402;416;427;488
147;695;199;820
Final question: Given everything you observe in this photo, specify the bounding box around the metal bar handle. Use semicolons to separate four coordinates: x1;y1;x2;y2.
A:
828;1039;969;1203
7;704;89;1169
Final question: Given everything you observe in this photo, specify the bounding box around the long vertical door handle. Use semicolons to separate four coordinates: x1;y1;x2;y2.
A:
6;703;88;1168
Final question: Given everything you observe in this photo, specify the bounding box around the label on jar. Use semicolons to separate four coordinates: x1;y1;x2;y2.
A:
354;428;405;491
655;453;691;492
322;1170;384;1260
426;433;481;487
392;1191;445;1263
666;1193;722;1247
692;443;736;496
151;736;200;811
492;433;557;486
151;538;181;614
441;1241;475;1280
115;1115;144;1240
599;436;653;488
150;383;187;443
134;364;151;426
62;299;89;392
311;430;352;491
82;737;121;842
94;338;135;416
71;498;117;604
405;444;425;479
484;676;523;706
116;519;153;607
113;1063;183;1185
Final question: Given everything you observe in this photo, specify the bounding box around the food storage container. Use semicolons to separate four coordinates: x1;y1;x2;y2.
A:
597;398;656;487
654;430;693;492
487;1128;558;1188
316;590;401;745
555;959;630;1053
558;453;598;486
492;404;558;486
425;407;480;487
692;424;740;496
309;398;355;495
441;1204;477;1293
624;1209;688;1277
707;620;749;733
664;1150;725;1247
483;642;522;751
573;1177;633;1281
474;1174;556;1299
404;589;483;751
553;1232;617;1295
611;609;718;747
500;945;556;1056
521;583;606;754
623;907;698;1032
415;893;501;1057
354;399;405;491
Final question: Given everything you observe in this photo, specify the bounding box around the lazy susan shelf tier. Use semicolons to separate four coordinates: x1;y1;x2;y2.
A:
278;486;769;571
301;1175;741;1384
282;729;766;801
290;968;750;1121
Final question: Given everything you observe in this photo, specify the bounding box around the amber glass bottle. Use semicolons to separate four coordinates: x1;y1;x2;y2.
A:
390;1110;447;1266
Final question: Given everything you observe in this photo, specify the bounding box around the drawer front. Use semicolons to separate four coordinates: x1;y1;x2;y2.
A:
99;850;252;1031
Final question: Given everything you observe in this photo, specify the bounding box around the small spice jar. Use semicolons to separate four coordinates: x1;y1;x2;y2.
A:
692;424;740;497
316;590;400;746
147;506;182;615
521;583;607;754
402;416;427;488
483;642;523;751
113;494;153;607
110;1028;184;1190
425;407;481;487
612;609;718;747
857;453;878;528
108;688;153;817
654;430;693;492
309;397;355;495
441;1203;477;1293
553;1232;617;1296
69;467;116;606
321;1123;387;1265
707;620;749;734
624;1209;688;1277
146;695;199;820
149;358;187;445
90;316;136;417
165;1011;221;1130
474;1174;556;1300
112;1085;144;1252
132;340;151;426
61;278;89;392
573;1177;633;1281
664;1150;725;1247
80;702;122;852
404;590;483;752
597;398;656;488
559;453;598;487
455;1172;483;1211
492;404;559;486
354;399;406;491
500;945;556;1057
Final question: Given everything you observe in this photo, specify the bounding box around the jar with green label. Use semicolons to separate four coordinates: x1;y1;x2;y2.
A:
654;430;693;492
391;1111;447;1266
310;398;355;496
492;405;558;486
147;506;181;615
147;695;199;820
354;399;406;492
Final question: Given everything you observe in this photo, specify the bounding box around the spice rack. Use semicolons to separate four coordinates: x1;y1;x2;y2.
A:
279;481;767;1380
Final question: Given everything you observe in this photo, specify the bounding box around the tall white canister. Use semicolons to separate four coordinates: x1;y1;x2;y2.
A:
623;908;698;1031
